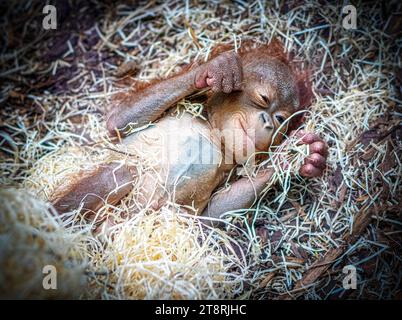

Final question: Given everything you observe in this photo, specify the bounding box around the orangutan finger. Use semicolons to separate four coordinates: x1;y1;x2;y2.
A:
301;132;322;145
208;68;223;92
309;141;328;156
195;69;208;89
299;163;322;177
305;153;326;169
222;71;234;93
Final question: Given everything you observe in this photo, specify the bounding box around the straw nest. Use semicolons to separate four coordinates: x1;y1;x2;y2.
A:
0;1;401;299
0;188;88;299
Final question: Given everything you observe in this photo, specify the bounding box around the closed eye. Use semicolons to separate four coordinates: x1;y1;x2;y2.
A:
260;94;269;105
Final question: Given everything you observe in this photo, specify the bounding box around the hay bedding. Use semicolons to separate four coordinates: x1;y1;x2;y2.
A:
0;0;401;299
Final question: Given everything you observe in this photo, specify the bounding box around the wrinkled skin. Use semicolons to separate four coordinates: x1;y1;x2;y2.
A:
51;48;327;228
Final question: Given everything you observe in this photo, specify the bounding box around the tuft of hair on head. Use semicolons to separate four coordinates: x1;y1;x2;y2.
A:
238;38;290;65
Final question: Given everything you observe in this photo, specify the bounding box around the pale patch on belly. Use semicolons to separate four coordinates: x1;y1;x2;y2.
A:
121;114;223;211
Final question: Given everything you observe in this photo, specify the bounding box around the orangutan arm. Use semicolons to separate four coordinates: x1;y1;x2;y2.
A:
106;51;242;137
202;169;274;225
202;131;328;226
106;70;197;136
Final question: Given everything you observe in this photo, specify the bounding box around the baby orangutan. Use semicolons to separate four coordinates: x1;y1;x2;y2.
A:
50;40;327;228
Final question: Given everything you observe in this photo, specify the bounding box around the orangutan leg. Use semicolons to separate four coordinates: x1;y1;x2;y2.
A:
50;162;135;218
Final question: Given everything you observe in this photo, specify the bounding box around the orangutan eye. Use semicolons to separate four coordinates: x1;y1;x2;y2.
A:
275;114;286;124
260;94;269;105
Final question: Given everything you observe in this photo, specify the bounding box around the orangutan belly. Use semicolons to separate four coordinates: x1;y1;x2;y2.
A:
121;113;224;213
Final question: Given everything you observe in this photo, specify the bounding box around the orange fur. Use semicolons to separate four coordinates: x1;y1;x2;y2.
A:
110;38;313;127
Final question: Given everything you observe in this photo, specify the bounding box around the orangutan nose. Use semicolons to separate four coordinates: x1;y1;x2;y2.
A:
259;112;273;130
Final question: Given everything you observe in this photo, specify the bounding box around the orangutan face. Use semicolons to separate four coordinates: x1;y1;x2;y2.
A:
208;57;300;164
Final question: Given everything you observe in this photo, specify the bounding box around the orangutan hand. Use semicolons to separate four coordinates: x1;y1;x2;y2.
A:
194;51;243;93
295;130;328;177
276;130;327;177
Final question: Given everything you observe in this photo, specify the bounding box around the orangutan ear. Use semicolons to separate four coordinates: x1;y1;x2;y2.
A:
296;71;313;109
